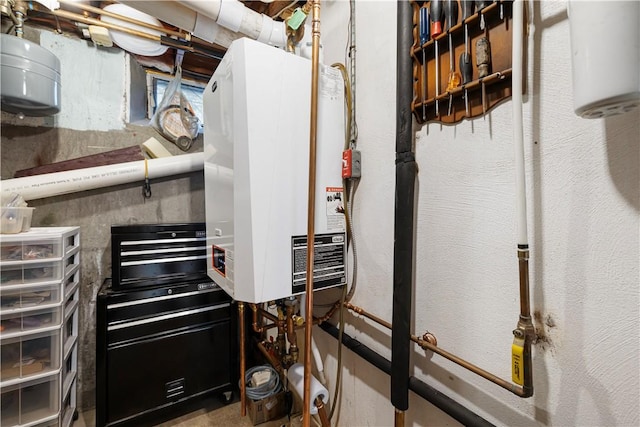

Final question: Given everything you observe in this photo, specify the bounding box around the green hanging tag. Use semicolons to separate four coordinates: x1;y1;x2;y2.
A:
287;8;307;30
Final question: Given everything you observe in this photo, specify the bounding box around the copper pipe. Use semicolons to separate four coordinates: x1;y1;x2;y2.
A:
344;302;531;397
515;248;535;397
257;340;284;374
286;304;299;364
49;9;163;41
276;307;287;359
394;408;405;427
518;248;532;318
257;306;281;325
57;0;187;39
315;396;330;427
316;300;342;324
253;322;278;334
238;302;246;417
303;1;321;426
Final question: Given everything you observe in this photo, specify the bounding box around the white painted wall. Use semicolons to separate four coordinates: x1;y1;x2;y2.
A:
314;1;639;426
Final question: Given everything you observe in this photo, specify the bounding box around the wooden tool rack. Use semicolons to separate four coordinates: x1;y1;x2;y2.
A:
411;0;515;124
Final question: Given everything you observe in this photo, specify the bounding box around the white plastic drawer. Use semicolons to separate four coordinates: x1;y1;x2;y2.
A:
62;346;77;403
63;248;80;278
1;306;62;337
0;283;63;311
63;266;79;300
61;378;77;427
62;230;80;257
0;237;63;262
64;288;79;319
0;260;63;286
0;329;61;384
63;302;78;360
0;372;60;427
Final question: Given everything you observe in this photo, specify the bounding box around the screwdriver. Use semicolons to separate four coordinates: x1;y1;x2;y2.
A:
430;0;443;116
460;0;474;116
459;52;472;116
420;5;429;121
476;0;492;30
444;0;459;116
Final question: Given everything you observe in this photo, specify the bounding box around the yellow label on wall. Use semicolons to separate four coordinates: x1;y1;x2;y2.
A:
512;343;524;385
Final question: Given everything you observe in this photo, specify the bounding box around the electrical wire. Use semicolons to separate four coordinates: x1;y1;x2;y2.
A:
328;283;347;421
272;0;300;19
241;365;282;401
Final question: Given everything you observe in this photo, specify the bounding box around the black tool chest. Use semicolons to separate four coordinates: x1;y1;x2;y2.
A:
96;223;237;427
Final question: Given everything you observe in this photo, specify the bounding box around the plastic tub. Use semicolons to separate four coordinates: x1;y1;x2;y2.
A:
1;207;35;234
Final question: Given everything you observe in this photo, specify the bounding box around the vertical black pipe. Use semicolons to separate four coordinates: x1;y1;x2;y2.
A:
391;0;417;413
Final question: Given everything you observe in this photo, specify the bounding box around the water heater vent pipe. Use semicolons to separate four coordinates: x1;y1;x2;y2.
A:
119;0;287;48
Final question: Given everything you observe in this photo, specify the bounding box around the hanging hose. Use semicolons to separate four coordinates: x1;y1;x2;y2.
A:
241;365;283;400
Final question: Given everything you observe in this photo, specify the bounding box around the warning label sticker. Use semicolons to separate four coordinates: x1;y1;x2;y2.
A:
291;233;346;295
326;187;345;232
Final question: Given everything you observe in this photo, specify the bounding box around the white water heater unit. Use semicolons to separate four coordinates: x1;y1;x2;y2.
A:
203;37;346;303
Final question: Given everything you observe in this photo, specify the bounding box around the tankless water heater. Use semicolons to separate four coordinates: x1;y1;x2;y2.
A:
203;38;346;303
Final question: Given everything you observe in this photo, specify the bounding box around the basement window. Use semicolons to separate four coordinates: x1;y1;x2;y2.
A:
147;73;206;133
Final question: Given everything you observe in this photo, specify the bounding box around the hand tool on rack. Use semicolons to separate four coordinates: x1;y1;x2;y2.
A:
420;5;430;121
476;0;492;30
476;36;491;115
459;52;472;116
444;0;459;116
460;0;475;116
430;0;443;117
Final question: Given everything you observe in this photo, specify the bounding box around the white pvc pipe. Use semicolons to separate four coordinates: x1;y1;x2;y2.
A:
1;153;205;201
118;0;239;47
299;294;327;385
181;0;287;47
311;337;327;385
120;0;287;48
512;0;528;246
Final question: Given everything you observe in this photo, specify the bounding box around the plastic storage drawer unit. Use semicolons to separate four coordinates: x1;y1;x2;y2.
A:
0;372;60;426
1;328;61;383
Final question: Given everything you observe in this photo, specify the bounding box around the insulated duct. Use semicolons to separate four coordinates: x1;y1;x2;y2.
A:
391;0;416;420
118;0;287;48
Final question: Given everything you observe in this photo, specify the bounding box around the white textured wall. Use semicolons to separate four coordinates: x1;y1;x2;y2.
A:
314;1;639;426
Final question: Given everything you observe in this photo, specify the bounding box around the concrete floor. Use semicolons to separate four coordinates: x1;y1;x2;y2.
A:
75;402;298;427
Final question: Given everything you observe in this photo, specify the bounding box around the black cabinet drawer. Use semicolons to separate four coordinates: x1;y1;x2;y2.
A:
107;303;231;345
106;321;232;425
106;287;230;324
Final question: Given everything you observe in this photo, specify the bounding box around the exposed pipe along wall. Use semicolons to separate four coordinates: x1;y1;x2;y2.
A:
1;153;207;201
390;2;416;426
303;1;322;425
7;0;638;425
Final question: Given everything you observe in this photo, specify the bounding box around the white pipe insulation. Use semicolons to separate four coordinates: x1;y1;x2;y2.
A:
116;0;238;47
0;153;206;201
512;0;528;246
118;0;287;48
